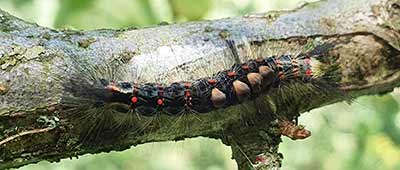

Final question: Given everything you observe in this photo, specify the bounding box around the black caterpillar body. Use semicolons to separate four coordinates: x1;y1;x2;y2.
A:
96;54;313;116
60;39;336;144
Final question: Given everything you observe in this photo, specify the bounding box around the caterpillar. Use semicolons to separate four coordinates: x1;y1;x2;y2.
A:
59;37;339;145
104;52;312;115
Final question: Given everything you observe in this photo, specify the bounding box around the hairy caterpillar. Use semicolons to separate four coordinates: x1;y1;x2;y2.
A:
59;37;339;146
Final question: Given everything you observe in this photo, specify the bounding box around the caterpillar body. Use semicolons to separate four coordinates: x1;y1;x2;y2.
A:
103;54;312;116
60;38;338;144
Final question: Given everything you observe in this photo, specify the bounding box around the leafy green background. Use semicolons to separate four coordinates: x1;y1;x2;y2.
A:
1;0;400;170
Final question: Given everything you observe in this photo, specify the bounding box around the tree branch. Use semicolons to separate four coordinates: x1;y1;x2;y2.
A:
0;0;399;169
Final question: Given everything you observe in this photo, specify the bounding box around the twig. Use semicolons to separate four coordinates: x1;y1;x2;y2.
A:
0;127;53;146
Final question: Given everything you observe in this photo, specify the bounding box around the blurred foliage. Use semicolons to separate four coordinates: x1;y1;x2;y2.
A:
281;92;400;170
1;0;400;170
169;0;211;21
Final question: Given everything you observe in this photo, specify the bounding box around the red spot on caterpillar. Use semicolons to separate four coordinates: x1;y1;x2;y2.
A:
306;69;312;77
184;82;192;97
279;119;311;140
227;71;236;78
184;91;191;97
184;82;193;108
157;99;164;106
208;79;217;85
131;96;138;103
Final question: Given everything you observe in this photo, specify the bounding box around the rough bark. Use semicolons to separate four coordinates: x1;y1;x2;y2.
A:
0;0;399;169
